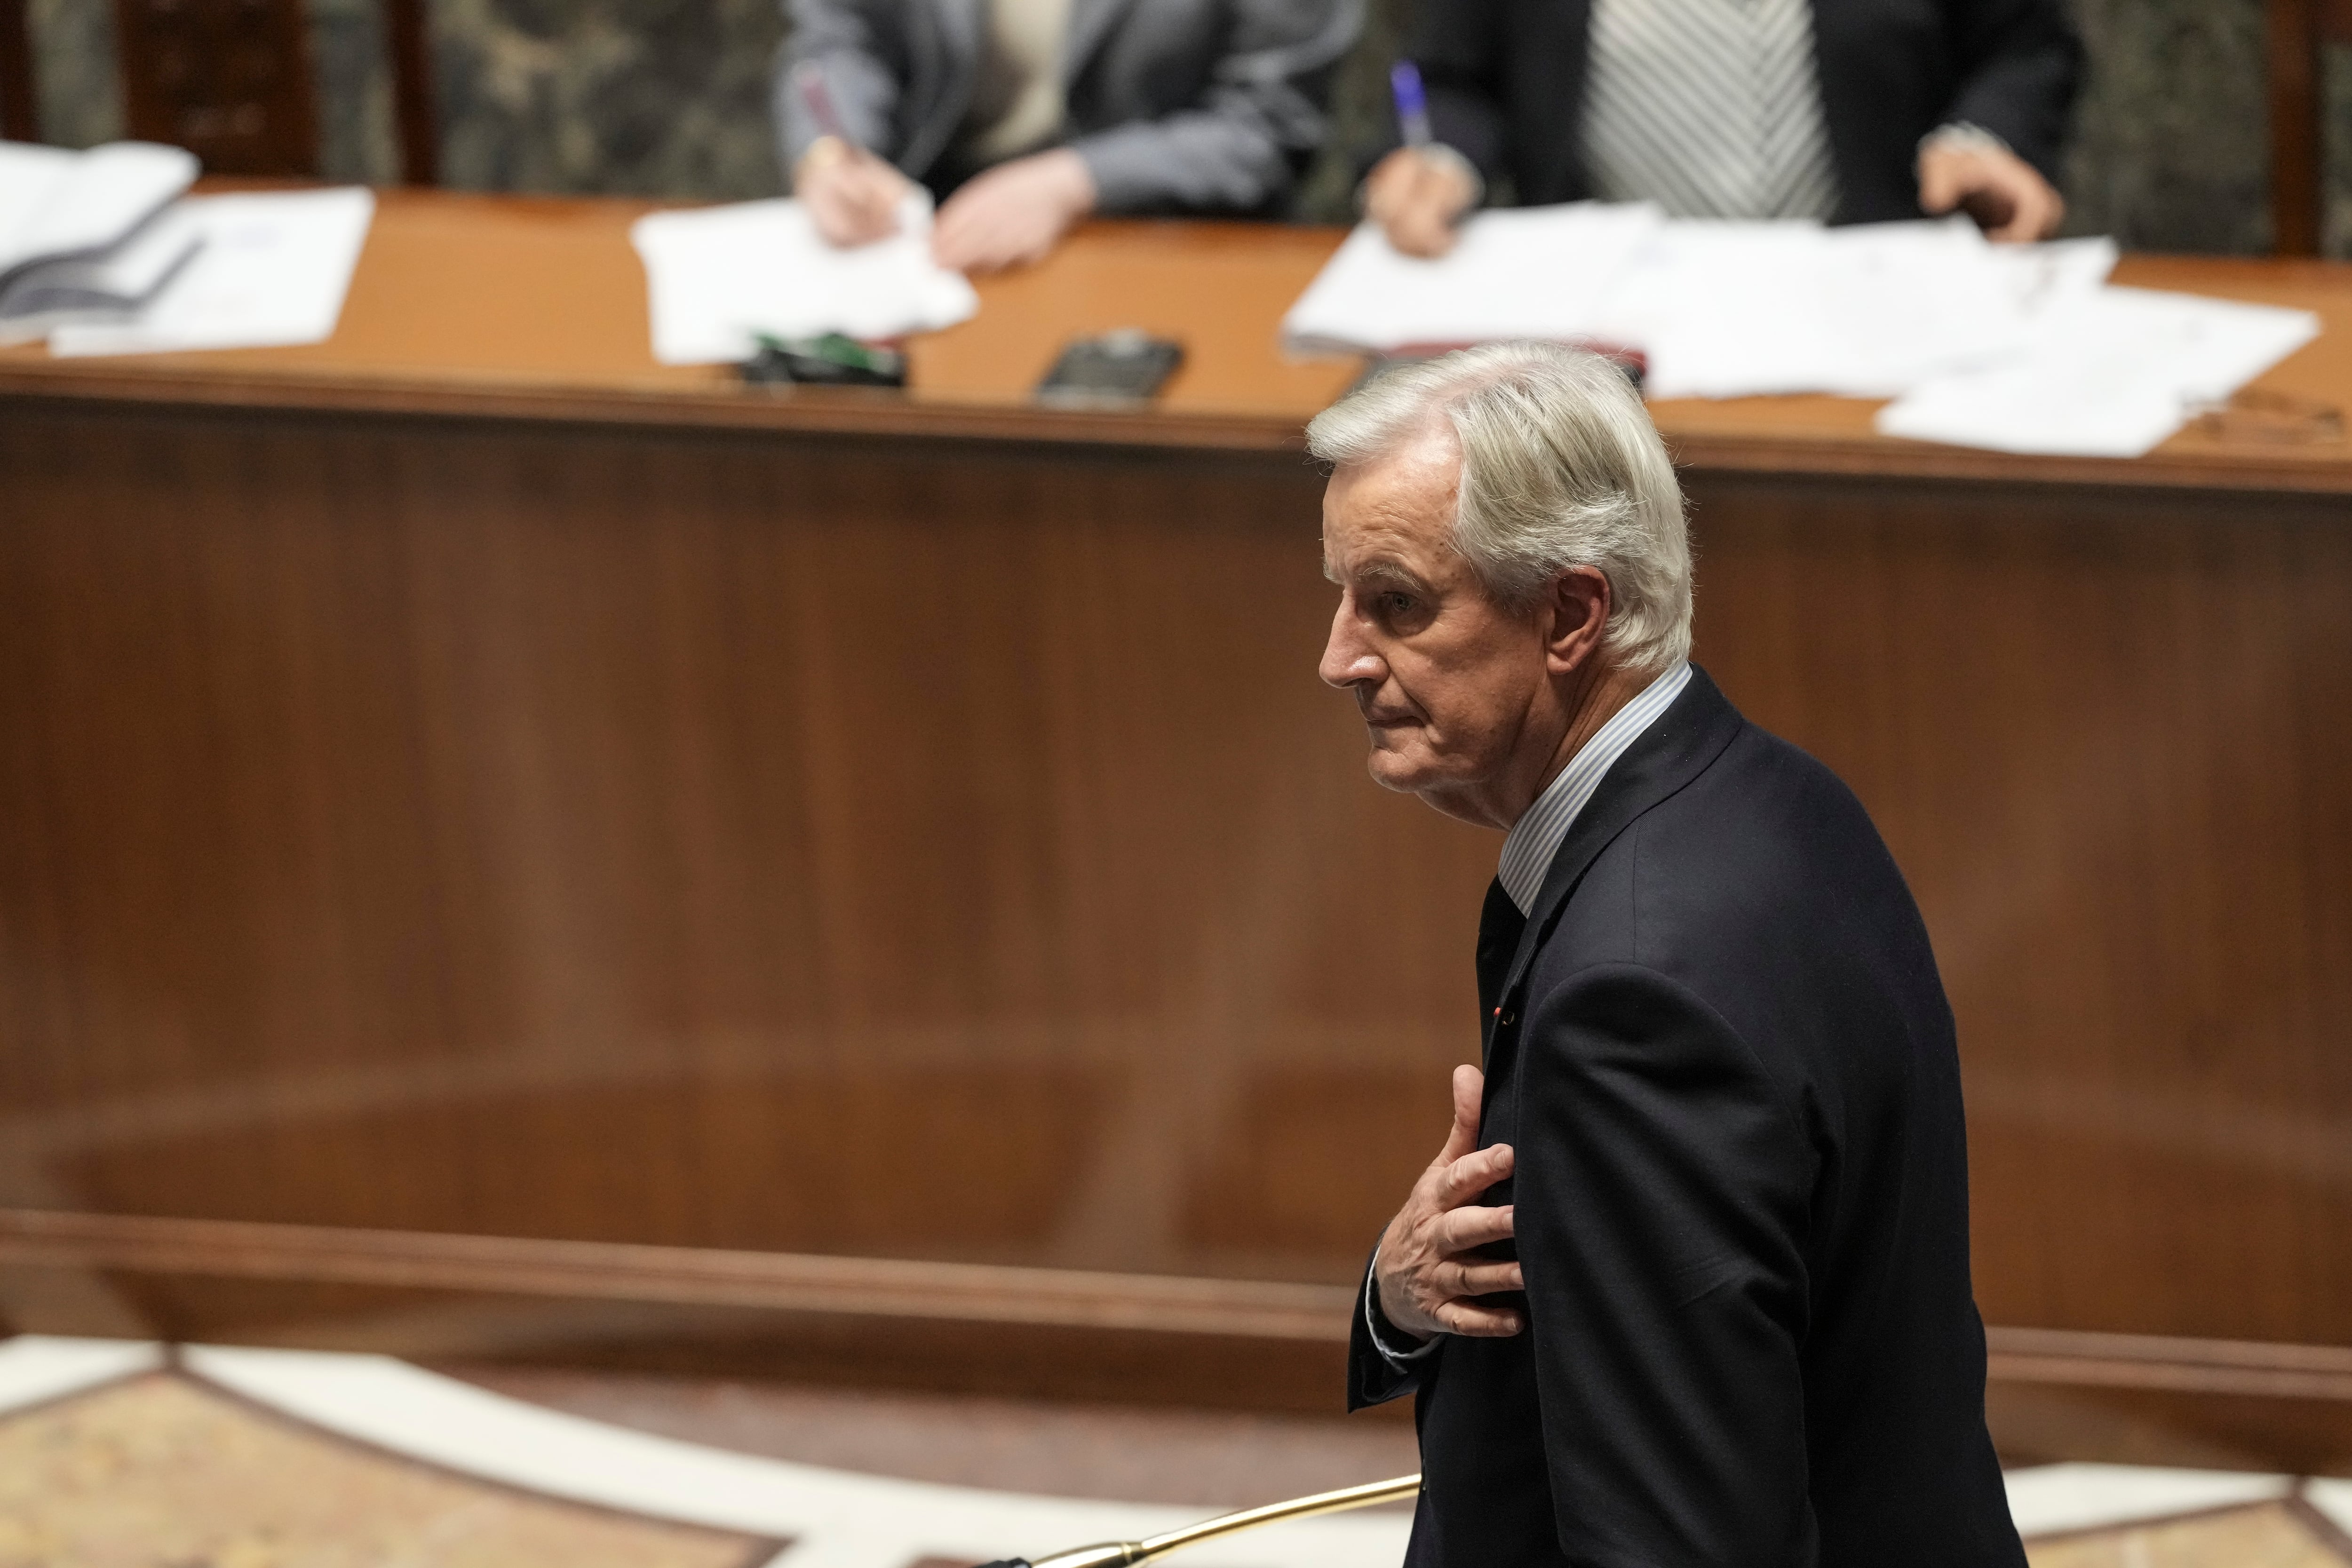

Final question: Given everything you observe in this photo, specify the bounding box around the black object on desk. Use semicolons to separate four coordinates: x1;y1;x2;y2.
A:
1036;330;1184;408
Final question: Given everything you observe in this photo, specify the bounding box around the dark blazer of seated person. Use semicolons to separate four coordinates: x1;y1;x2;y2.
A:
1371;0;2081;252
775;0;1361;271
1350;668;2023;1567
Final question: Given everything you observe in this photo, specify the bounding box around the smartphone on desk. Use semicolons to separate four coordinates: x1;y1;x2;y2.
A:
1036;331;1184;408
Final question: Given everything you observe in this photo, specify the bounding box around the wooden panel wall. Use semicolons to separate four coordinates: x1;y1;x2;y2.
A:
0;401;2348;1455
1689;473;2352;1347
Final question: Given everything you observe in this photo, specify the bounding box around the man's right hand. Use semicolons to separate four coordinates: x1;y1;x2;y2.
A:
1374;1063;1525;1340
1365;147;1479;259
796;135;916;248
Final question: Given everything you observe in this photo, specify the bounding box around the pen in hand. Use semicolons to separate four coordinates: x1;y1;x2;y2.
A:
793;60;909;247
1370;59;1474;258
1391;61;1434;148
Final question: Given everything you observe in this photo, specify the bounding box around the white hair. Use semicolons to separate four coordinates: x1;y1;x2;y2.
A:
1306;342;1692;674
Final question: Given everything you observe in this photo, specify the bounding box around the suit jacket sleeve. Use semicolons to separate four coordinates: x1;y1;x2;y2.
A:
1939;0;2083;181
1347;1246;1443;1409
774;0;908;171
1070;0;1363;213
1515;962;1819;1562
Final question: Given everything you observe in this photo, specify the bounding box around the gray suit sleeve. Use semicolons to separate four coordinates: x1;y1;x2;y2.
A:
1069;0;1364;214
773;0;909;174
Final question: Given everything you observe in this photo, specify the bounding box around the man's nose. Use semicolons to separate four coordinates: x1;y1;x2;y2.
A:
1319;600;1384;690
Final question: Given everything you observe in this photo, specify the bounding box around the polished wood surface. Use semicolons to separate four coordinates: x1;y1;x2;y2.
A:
6;190;2352;483
2;198;2350;1466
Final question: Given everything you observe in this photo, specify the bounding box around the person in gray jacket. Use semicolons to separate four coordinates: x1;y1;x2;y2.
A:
775;0;1361;272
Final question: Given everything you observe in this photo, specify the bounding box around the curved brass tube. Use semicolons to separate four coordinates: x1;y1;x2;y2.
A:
1006;1472;1422;1568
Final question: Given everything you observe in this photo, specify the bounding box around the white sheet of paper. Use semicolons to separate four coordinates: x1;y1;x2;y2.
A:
1591;219;2116;400
630;196;980;365
48;187;374;357
1277;206;2123;406
1280;203;1667;355
0;215;205;344
0;140;198;278
1875;286;2321;457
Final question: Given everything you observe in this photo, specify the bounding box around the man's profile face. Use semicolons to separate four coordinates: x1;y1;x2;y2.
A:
1317;433;1549;821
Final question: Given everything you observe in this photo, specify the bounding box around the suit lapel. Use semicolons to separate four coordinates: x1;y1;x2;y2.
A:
1497;666;1745;1006
1474;879;1528;1067
902;0;985;177
1063;0;1143;87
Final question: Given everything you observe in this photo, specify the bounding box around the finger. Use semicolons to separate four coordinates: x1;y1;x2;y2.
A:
851;170;906;226
1915;151;1961;215
1450;1063;1483;1133
1435;1063;1484;1165
1993;182;2060;243
1409;179;1467;256
1410;216;1460;258
1438;1258;1525;1297
1434;1202;1515;1252
1389;212;1445;258
819;178;898;246
1365;152;1413;219
1432;1300;1524;1337
1435;1142;1513;1205
812;191;875;248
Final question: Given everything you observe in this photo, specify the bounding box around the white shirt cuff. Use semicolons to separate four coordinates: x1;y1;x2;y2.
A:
1365;1250;1443;1368
1920;121;2014;159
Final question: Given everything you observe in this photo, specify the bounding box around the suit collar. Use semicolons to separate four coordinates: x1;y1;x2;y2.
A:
1064;0;1142;86
1496;663;1744;1000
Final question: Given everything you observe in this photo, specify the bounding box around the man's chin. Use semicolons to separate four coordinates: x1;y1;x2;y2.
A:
1363;742;1439;796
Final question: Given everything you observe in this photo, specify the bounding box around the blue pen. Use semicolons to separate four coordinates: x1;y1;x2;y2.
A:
1391;60;1434;148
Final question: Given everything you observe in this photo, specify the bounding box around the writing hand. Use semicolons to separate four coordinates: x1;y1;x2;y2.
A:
797;135;915;248
1918;137;2065;243
1374;1063;1524;1340
1365;147;1478;259
930;149;1097;274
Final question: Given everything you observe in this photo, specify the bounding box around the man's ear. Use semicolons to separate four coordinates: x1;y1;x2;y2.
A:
1542;566;1612;675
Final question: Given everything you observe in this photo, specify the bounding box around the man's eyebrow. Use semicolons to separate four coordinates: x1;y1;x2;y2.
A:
1354;557;1431;593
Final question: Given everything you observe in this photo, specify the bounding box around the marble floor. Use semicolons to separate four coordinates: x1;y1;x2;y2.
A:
0;1337;2347;1568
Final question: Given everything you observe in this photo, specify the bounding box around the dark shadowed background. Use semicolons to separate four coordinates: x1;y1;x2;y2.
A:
16;0;2352;254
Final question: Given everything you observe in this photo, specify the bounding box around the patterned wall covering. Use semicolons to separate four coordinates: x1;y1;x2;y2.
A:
10;0;2345;255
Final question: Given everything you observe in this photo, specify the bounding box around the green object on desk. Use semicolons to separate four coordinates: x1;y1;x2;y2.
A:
742;333;907;388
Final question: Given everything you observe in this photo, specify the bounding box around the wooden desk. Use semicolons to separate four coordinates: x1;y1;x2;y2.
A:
2;191;2349;1468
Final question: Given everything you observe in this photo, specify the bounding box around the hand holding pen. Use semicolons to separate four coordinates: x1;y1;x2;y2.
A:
1364;61;1481;259
793;61;916;248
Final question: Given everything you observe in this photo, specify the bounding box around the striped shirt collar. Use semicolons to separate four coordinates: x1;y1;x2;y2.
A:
1495;661;1693;915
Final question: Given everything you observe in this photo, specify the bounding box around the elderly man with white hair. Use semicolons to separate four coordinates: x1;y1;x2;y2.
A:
1318;344;2021;1567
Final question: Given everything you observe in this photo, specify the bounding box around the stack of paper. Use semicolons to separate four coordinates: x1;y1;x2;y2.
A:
49;187;377;357
1281;206;2321;456
630;195;979;366
1283;203;1665;357
1875;286;2322;456
0;140;200;342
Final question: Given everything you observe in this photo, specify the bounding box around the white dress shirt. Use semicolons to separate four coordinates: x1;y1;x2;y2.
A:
1583;0;1840;221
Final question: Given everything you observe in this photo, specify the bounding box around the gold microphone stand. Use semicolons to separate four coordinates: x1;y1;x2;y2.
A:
979;1472;1422;1568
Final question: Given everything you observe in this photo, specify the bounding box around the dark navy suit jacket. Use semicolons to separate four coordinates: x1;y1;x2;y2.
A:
1348;667;2023;1567
1396;0;2082;223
